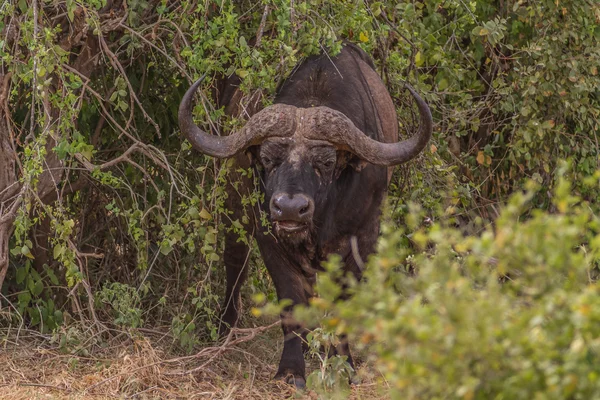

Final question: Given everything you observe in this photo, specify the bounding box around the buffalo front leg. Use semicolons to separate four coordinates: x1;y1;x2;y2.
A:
325;234;376;374
267;263;310;388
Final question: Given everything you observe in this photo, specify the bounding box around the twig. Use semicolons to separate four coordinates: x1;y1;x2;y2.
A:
371;3;416;48
29;0;39;140
69;239;104;259
0;184;25;224
255;5;270;48
82;321;280;393
74;143;140;172
375;6;418;78
126;385;158;399
16;382;70;391
98;36;162;137
118;23;191;81
165;320;281;375
61;64;169;172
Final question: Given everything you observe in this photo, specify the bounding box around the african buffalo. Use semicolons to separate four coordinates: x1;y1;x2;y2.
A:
178;42;432;387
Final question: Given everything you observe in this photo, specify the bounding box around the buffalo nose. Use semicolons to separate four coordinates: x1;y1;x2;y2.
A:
270;193;314;222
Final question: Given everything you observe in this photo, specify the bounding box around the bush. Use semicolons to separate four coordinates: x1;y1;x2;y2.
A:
298;167;600;398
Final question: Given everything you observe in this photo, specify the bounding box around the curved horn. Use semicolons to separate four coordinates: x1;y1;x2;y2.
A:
178;76;297;158
307;84;433;166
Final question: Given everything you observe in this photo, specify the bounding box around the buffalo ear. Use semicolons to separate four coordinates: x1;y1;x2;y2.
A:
245;145;260;165
350;159;369;172
334;150;350;178
334;150;367;177
245;149;254;164
334;151;371;178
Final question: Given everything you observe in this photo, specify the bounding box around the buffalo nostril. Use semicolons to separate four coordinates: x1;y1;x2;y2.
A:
297;198;314;219
270;193;314;221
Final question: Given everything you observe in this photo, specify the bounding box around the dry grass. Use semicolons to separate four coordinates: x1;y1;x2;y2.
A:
0;321;389;399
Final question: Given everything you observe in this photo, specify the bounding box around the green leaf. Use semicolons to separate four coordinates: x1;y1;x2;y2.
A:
415;51;424;67
21;245;34;259
438;78;449;90
187;206;199;219
232;219;243;230
205;232;216;244
32;280;44;296
18;0;27;13
16;267;27;284
199;208;212;220
53;245;64;260
160;240;173;255
66;0;75;21
47;268;59;286
18;291;31;308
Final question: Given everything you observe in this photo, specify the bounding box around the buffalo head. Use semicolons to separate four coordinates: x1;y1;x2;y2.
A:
178;77;432;242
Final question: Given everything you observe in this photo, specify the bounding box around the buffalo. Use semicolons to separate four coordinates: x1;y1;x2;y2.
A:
178;42;432;388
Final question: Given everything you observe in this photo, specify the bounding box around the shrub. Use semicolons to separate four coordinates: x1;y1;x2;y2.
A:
298;168;600;398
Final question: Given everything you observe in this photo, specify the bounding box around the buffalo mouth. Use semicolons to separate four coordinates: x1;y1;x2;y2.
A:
274;220;309;234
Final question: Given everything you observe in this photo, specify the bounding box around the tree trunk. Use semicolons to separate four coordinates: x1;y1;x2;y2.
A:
0;72;20;291
0;222;13;290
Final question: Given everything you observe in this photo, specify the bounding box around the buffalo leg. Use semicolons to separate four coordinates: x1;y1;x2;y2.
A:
219;165;254;335
273;280;309;388
219;230;251;335
219;156;255;335
327;233;377;373
262;255;309;388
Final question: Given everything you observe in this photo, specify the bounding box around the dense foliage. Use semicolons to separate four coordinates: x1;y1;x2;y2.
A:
0;0;599;397
298;168;600;398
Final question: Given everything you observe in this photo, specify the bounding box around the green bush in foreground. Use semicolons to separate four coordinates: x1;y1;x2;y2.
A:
298;168;600;399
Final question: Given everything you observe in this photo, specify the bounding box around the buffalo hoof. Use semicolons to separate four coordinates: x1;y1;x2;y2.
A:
275;373;306;390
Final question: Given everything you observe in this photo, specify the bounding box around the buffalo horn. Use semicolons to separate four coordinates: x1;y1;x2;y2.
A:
307;85;433;166
178;76;297;158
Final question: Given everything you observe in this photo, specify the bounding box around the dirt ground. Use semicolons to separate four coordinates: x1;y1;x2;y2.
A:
0;321;389;399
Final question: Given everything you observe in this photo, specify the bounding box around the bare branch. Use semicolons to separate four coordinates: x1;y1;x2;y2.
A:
82;321;281;393
118;23;191;81
98;36;162;138
255;5;270;48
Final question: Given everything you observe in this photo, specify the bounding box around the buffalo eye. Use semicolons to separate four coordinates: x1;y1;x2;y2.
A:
322;160;334;168
260;154;280;172
314;158;335;178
